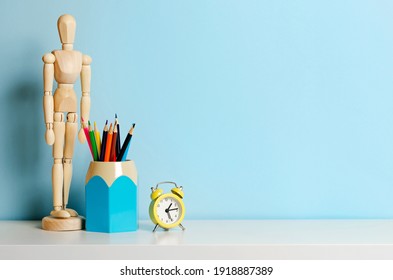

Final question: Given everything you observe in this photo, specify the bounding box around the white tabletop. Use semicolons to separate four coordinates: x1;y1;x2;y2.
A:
1;220;393;260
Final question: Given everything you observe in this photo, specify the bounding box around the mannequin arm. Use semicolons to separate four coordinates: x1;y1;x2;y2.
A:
42;53;55;145
78;54;92;143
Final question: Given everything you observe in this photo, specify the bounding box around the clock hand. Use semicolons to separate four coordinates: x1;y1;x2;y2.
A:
165;203;172;212
165;203;173;220
168;208;179;211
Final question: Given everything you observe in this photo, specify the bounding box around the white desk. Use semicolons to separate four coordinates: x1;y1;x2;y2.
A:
1;220;393;260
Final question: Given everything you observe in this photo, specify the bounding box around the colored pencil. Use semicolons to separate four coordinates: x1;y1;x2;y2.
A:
81;119;94;160
117;123;135;161
99;120;108;161
104;123;113;162
121;142;130;161
94;121;101;159
89;121;99;161
111;123;118;161
115;114;121;158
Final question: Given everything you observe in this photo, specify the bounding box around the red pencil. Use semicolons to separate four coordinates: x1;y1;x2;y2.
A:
81;118;93;159
110;123;118;161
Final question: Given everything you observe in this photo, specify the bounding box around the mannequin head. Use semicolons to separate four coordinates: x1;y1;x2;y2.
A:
57;14;76;50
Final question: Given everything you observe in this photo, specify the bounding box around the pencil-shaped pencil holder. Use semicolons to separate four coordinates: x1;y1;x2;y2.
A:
85;160;138;233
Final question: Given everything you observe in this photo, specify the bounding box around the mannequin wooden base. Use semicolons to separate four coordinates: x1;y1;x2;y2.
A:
42;216;85;231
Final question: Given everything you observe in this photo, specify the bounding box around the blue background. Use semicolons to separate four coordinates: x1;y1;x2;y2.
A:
1;0;393;220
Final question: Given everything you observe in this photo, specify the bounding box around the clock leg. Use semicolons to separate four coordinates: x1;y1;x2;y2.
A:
153;224;159;232
179;223;185;231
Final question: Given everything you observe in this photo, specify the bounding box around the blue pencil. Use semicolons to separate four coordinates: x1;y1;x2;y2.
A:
117;123;135;161
121;144;130;161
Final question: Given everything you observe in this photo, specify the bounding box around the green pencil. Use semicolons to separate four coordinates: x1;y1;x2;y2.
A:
89;121;99;161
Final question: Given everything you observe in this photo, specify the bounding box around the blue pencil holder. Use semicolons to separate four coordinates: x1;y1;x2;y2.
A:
85;160;138;233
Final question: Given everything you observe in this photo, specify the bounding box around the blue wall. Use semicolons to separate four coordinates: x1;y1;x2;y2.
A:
1;0;393;220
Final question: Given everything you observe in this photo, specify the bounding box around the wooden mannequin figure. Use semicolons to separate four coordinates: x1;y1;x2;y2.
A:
42;14;91;231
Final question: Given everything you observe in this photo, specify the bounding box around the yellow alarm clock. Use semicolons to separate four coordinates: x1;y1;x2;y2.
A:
149;181;185;232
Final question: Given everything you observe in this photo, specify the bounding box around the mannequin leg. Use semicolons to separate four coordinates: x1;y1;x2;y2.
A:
63;112;78;217
50;112;70;218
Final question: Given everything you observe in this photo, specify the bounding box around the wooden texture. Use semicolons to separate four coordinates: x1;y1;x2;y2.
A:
53;51;82;84
42;14;92;228
63;113;77;208
42;53;55;92
52;112;65;212
42;216;85;231
42;53;55;145
79;55;92;144
53;85;77;113
57;14;76;45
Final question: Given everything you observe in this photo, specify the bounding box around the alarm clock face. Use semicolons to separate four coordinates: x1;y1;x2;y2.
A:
155;195;183;226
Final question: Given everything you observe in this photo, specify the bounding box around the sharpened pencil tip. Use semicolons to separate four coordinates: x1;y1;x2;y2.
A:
115;113;118;118
105;120;108;125
128;123;136;134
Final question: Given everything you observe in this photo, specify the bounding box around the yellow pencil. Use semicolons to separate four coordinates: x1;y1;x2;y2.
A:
94;121;101;159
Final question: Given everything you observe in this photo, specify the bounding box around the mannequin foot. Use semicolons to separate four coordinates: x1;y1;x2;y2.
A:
64;208;78;217
50;209;71;218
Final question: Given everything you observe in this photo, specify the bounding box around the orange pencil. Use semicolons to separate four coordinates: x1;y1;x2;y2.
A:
110;123;118;161
104;123;113;162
